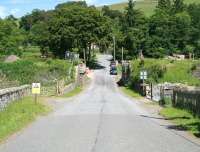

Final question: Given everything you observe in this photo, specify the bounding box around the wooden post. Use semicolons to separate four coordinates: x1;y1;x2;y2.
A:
34;94;37;104
83;49;86;65
122;47;124;62
150;83;153;100
56;80;59;96
142;78;145;96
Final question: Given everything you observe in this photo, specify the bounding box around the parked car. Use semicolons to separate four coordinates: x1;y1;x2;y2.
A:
110;65;118;75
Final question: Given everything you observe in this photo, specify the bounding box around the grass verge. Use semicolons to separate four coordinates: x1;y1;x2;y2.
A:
61;87;83;98
0;96;50;142
160;107;200;137
131;59;200;86
120;86;142;99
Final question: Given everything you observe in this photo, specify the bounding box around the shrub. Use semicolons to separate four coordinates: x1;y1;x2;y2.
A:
130;59;166;84
191;63;197;71
0;58;73;86
0;60;37;84
148;64;166;83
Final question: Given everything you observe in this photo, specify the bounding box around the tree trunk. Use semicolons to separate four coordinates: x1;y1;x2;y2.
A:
88;43;92;62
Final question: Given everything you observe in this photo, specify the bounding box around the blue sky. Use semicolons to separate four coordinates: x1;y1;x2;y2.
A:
0;0;127;18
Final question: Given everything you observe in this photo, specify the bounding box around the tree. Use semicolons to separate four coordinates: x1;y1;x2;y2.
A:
48;2;111;61
29;22;50;56
157;0;171;12
125;0;136;27
102;6;122;19
187;4;200;57
118;0;147;58
20;9;51;31
172;12;191;51
55;1;87;9
0;19;25;56
172;0;185;13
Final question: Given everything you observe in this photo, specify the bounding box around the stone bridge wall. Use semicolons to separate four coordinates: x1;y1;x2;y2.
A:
0;85;30;111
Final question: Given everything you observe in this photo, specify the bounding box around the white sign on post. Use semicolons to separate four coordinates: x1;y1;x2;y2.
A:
140;71;147;80
32;83;41;104
32;83;41;94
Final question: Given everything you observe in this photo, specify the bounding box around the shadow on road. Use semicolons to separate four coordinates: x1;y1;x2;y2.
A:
140;115;200;138
87;60;105;70
140;115;191;121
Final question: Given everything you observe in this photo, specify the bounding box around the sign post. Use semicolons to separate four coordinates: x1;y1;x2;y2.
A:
79;63;86;86
140;70;147;96
32;83;41;104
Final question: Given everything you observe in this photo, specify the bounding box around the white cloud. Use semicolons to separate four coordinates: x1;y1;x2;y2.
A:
0;6;7;19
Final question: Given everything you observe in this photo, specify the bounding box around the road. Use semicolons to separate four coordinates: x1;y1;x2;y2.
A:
0;55;200;152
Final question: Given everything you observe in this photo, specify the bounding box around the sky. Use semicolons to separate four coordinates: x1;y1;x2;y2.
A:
0;0;127;18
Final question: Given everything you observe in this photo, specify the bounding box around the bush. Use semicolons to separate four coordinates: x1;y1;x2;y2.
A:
191;63;197;71
0;59;73;85
0;60;38;84
148;64;166;83
130;59;167;84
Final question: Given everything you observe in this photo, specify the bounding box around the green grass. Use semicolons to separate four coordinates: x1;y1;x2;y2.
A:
102;0;200;16
121;86;142;98
22;46;41;59
131;59;200;86
160;107;200;137
0;96;50;142
61;87;83;98
162;60;200;86
0;59;72;86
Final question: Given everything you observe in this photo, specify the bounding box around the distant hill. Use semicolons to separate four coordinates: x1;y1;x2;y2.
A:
99;0;200;16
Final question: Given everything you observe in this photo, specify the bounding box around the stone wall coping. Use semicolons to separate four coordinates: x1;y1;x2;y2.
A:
0;85;30;96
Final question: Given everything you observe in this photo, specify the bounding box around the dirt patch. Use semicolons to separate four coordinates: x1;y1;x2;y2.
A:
4;55;20;63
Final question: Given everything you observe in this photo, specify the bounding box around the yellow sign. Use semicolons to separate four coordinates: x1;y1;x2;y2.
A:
32;83;41;94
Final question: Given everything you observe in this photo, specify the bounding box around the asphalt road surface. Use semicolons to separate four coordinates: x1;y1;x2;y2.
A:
0;55;200;152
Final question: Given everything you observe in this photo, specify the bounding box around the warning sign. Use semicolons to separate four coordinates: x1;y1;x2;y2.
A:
32;83;41;94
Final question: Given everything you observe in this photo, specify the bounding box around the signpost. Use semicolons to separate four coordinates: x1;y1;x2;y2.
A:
79;63;86;86
140;71;147;80
140;70;147;96
32;83;41;104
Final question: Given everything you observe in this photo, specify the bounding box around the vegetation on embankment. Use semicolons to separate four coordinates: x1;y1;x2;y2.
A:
99;0;157;16
131;59;200;86
160;107;200;137
0;96;50;142
120;86;142;99
103;0;200;16
61;87;83;98
0;58;73;88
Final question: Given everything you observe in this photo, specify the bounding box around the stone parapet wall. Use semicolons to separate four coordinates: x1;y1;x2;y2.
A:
0;85;30;111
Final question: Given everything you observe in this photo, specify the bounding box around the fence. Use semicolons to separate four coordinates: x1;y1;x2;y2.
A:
172;88;200;116
146;83;176;102
0;85;30;111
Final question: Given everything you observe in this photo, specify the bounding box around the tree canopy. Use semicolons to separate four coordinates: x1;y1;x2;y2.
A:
0;0;200;60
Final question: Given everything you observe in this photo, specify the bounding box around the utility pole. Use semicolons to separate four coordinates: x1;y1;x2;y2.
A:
83;49;86;65
113;36;116;61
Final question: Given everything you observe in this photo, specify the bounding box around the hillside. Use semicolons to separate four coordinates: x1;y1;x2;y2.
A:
100;0;200;16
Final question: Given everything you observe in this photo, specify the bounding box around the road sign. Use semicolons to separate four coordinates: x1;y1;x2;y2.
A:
32;83;41;94
140;70;147;80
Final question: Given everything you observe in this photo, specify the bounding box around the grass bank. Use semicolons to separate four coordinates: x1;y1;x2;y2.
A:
61;87;83;98
131;59;200;86
103;0;200;17
120;86;142;99
0;96;50;142
160;107;200;137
